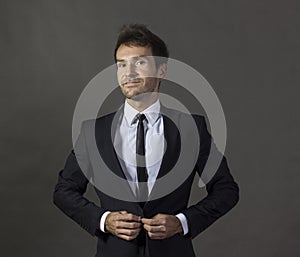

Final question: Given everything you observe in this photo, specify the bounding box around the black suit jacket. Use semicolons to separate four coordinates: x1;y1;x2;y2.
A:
53;106;239;257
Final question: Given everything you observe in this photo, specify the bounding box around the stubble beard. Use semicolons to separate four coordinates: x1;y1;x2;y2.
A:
120;78;159;100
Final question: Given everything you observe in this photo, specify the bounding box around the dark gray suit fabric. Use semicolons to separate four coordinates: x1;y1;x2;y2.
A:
53;106;239;257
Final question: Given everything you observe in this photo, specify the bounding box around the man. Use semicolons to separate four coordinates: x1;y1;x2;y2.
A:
53;24;239;257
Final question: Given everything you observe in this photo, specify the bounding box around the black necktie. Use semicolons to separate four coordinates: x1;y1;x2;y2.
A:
136;113;148;206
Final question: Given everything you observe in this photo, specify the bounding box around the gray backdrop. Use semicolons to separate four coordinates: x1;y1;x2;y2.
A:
1;0;299;256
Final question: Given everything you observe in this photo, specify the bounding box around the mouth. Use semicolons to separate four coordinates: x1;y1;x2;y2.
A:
122;79;143;87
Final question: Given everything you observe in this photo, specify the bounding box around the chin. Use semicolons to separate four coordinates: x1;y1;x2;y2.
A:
125;93;140;100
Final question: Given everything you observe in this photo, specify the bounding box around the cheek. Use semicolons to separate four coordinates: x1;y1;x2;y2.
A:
144;78;155;87
138;65;156;77
117;72;123;84
141;70;156;78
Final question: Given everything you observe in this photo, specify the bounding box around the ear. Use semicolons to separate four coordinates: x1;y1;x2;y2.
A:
157;63;167;79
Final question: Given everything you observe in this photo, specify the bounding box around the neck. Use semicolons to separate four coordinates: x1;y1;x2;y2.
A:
126;93;158;112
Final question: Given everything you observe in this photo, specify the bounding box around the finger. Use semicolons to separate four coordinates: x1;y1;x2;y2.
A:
116;228;141;237
119;213;141;222
151;213;168;220
115;221;142;229
143;224;151;231
117;234;138;241
148;231;166;239
141;218;162;226
143;224;165;233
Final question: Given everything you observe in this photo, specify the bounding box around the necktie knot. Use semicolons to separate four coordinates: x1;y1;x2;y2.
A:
136;113;147;123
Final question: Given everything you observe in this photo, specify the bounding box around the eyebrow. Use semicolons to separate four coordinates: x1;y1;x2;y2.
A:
116;55;148;62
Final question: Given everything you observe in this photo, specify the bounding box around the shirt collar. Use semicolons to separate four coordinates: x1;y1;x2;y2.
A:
124;99;161;127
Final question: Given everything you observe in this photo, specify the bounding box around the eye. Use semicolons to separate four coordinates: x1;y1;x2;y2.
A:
135;60;146;66
117;62;126;68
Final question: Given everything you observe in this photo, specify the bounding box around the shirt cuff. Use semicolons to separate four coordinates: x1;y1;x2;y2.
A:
176;213;189;235
100;211;111;233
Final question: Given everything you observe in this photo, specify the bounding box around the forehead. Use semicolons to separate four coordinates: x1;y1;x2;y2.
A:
116;45;153;60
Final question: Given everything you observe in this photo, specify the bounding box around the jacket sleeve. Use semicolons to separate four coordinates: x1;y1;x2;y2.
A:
53;121;107;236
181;115;239;239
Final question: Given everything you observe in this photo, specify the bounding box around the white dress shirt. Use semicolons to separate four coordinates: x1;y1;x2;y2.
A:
100;100;189;235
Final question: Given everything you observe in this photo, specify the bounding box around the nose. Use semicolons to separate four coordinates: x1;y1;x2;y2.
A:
125;62;138;76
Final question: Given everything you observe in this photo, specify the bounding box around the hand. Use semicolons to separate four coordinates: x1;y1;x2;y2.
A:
141;213;183;240
105;211;142;241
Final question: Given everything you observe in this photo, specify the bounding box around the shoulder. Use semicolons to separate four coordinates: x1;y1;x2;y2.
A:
96;112;118;123
79;111;119;132
160;105;206;128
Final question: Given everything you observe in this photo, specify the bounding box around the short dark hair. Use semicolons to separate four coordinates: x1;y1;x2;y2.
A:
114;24;169;66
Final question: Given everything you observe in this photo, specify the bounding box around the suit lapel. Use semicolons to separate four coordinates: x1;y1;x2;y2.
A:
98;108;126;180
96;107;140;206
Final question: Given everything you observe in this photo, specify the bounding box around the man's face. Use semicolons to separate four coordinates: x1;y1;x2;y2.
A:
116;45;161;100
